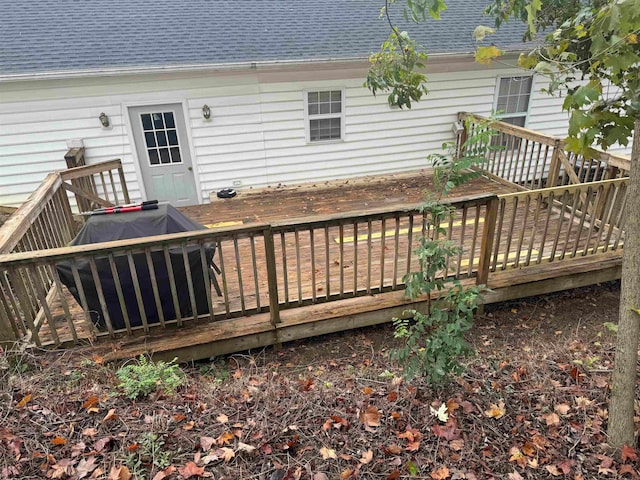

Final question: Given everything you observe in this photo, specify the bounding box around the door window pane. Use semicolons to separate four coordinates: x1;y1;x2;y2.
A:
170;147;182;163
159;148;171;164
152;113;164;129
148;149;160;165
144;132;156;148
167;129;178;145
141;114;153;131
164;112;175;128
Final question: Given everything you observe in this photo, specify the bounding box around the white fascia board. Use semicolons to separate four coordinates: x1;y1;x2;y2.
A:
0;49;525;83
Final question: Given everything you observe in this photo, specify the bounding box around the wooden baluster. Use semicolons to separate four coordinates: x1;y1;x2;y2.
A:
163;245;183;325
126;251;149;332
310;228;316;303
339;223;345;298
250;234;262;312
106;254;133;334
294;230;303;304
379;218;386;291
353;221;359;295
280;231;289;305
181;242;200;321
392;214;400;289
143;248;165;327
233;237;246;315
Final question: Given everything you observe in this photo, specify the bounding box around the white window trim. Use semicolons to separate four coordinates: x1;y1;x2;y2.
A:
492;75;534;127
303;88;346;144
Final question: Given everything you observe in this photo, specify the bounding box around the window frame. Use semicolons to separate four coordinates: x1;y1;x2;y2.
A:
304;88;346;144
492;75;534;128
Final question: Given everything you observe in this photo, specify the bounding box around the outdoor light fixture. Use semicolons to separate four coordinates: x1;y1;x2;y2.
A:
451;120;464;136
202;104;211;120
99;112;110;128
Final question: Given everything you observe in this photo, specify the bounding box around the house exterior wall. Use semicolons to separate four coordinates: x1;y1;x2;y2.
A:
0;58;619;208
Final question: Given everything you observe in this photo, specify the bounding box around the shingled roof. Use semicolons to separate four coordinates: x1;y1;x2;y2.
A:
0;0;528;78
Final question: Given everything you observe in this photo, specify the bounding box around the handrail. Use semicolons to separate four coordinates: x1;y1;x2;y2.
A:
0;223;271;266
497;177;629;200
0;173;63;254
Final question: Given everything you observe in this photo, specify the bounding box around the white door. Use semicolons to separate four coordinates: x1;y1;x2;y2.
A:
129;104;199;206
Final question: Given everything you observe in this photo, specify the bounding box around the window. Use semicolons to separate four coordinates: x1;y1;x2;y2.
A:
306;90;343;142
494;76;533;127
140;111;183;165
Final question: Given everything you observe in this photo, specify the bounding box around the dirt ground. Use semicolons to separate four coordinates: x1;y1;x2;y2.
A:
1;281;638;480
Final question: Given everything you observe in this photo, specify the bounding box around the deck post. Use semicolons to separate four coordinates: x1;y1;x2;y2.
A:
64;147;95;212
546;139;563;187
477;196;499;287
263;227;281;326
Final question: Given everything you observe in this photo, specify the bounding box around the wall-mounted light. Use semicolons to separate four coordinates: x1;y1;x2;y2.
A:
451;120;464;136
99;112;110;128
202;104;211;120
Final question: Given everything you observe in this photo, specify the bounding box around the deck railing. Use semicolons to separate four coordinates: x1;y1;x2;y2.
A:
492;178;628;271
0;158;130;344
0;193;498;347
459;113;631;189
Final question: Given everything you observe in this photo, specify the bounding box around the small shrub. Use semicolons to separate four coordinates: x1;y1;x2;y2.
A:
116;356;184;399
392;120;496;384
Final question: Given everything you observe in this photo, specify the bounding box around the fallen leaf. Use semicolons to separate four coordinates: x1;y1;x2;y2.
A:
183;421;195;431
360;449;373;464
430;466;450;479
507;472;524;480
484;401;506;419
94;436;114;453
385;444;402;455
76;456;98;479
102;409;118;423
387;391;398;402
320;447;337;460
51;436;67;446
362;386;374;395
313;473;329;480
91;354;105;364
220;447;235;462
16;394;32;409
108;465;132;480
200;436;216;451
359;405;380;430
545;465;561;476
554;403;571;415
172;413;186;422
178;461;205;479
217;431;234;445
82;428;98;438
387;470;401;480
340;468;354;479
216;413;229;424
622;444;639;462
449;439;464;451
543;412;560;426
237;442;256;454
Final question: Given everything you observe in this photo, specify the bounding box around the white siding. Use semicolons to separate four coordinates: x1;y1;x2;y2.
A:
2;62;621;208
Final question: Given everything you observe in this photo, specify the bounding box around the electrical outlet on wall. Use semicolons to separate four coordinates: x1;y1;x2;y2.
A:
232;180;242;187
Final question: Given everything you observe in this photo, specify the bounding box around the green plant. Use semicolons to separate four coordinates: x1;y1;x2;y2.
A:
116;356;185;399
392;122;494;384
124;432;171;480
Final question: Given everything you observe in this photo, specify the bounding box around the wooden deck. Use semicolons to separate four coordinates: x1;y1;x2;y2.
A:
0;116;630;361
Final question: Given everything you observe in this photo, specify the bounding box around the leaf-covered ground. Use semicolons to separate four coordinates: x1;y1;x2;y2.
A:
2;281;639;480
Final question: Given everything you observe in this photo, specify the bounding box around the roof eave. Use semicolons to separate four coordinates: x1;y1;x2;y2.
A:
0;49;525;83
